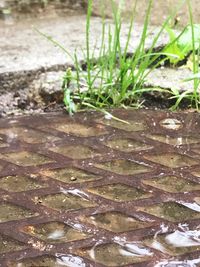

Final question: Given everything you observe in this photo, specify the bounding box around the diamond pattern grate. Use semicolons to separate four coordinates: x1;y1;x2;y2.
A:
0;109;200;267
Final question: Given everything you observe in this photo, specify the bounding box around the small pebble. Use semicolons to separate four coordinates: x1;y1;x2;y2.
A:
70;176;77;181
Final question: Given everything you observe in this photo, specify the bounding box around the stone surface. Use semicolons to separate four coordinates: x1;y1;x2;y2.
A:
0;0;85;17
2;0;200;27
0;10;177;117
0;13;169;92
146;67;194;92
1;3;197;117
92;0;200;27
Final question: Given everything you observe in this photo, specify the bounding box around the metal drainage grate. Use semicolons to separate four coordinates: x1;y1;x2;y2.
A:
0;109;200;267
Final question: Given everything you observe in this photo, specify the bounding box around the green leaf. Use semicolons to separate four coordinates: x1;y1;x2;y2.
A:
165;25;177;43
63;88;76;115
163;43;185;64
178;24;200;53
163;24;200;64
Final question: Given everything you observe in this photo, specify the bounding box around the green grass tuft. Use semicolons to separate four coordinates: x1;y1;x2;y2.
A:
62;0;174;114
37;0;200;114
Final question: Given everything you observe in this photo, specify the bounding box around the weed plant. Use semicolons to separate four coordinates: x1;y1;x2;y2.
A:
60;0;176;115
38;0;200;114
162;0;200;110
181;0;200;109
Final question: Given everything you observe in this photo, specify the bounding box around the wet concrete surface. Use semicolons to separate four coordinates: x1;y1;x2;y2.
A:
0;0;199;119
0;9;197;118
2;0;200;27
0;12;165;118
0;0;85;16
0;109;200;266
0;13;168;89
0;12;169;117
93;0;200;27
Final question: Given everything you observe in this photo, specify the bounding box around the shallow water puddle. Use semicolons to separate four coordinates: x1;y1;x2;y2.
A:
49;144;100;159
0;110;200;266
0;204;37;223
34;192;96;211
7;254;86;267
160;118;183;130
40;167;101;183
0;151;53;166
0;127;59;144
97;117;147;132
22;221;89;243
0;139;8;148
79;242;153;266
144;152;198;168
144;230;200;256
146;134;200;146
50;122;107;137
0;175;45;192
138;202;200;222
0;234;26;254
81;211;151;233
0;164;4;171
143;176;200;193
95;159;150;175
87;183;151;202
105;138;153;152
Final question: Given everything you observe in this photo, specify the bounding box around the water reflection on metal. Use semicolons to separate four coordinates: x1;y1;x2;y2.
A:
8;254;87;267
145;224;200;260
160;118;182;130
155;259;200;267
0;110;200;266
80;241;153;266
56;254;86;267
165;229;200;247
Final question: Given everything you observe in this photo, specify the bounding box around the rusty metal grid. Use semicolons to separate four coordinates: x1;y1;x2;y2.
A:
0;109;200;267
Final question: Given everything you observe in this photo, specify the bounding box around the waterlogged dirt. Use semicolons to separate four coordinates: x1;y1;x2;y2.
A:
0;109;200;266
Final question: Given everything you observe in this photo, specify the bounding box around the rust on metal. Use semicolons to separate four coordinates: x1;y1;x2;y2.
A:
0;109;200;267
